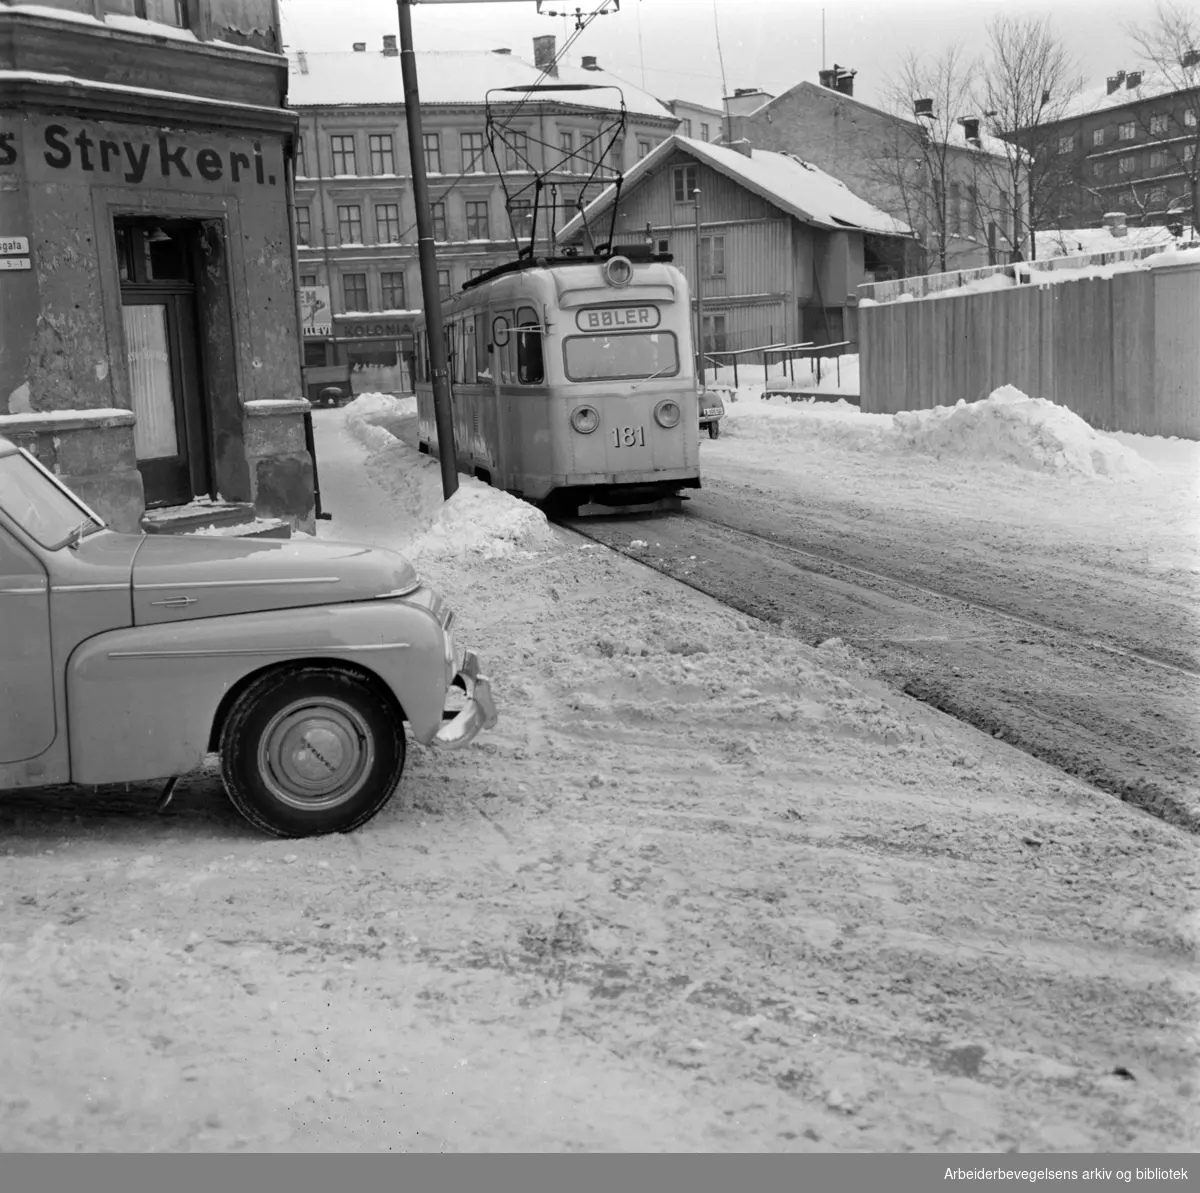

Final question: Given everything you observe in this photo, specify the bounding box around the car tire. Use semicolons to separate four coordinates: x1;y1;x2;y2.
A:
708;420;720;439
219;666;406;839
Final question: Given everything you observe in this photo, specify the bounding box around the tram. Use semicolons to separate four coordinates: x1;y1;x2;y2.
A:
413;245;702;515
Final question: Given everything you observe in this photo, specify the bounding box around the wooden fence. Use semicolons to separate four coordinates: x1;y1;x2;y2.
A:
858;254;1200;439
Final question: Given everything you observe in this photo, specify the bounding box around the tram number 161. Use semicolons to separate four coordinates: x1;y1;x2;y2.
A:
613;425;646;448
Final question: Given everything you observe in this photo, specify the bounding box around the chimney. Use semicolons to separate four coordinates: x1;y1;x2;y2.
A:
913;97;934;119
533;34;558;78
960;116;981;145
297;50;308;74
353;42;366;52
1103;211;1128;238
818;67;837;90
382;34;397;57
1106;71;1125;95
729;139;753;157
581;55;600;71
1126;70;1143;88
1183;48;1200;69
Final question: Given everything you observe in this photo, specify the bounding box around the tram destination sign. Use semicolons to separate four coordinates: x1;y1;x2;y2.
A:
576;305;660;332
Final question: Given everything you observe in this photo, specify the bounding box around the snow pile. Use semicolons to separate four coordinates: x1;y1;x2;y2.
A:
892;386;1159;479
342;392;555;560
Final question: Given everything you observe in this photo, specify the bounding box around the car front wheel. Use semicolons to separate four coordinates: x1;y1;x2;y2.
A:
219;666;406;838
708;420;720;439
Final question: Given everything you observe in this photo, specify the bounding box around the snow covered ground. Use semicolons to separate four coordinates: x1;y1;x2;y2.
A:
0;388;1196;1152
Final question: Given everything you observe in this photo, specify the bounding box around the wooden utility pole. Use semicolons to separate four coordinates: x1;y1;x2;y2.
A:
693;187;706;393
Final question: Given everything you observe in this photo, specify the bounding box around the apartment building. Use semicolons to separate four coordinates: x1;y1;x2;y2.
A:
288;35;679;396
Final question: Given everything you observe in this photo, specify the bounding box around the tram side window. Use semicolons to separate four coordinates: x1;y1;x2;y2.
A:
463;317;477;383
445;323;459;383
495;309;515;384
516;305;544;385
475;312;492;380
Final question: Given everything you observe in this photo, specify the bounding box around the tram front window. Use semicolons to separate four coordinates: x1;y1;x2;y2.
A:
563;332;680;383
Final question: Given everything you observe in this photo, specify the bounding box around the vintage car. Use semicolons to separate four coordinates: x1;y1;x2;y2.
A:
700;391;726;439
0;435;497;839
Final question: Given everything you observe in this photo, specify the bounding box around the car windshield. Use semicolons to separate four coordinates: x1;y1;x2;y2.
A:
563;332;680;382
0;450;103;550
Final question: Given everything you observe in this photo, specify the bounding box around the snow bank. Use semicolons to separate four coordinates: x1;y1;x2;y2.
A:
721;384;1158;479
893;386;1159;479
341;393;556;560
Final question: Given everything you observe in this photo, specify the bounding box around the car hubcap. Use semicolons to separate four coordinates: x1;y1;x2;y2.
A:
258;698;375;811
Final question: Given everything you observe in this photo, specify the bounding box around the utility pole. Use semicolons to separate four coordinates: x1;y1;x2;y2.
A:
693;187;705;393
397;0;458;499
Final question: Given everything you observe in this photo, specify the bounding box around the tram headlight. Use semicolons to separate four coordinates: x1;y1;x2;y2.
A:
604;255;633;287
570;404;601;434
653;399;681;428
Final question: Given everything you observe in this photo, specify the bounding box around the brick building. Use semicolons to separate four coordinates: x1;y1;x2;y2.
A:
0;0;313;535
558;135;914;354
287;36;679;399
721;69;1023;272
1026;63;1200;231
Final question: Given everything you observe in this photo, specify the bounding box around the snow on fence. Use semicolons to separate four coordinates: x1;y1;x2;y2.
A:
857;247;1200;440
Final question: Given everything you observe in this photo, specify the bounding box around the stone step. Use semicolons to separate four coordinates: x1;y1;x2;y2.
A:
141;500;256;535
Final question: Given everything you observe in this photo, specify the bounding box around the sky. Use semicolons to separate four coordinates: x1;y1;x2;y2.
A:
278;0;1170;111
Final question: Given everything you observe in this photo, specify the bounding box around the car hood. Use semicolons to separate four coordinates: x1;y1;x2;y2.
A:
131;533;420;626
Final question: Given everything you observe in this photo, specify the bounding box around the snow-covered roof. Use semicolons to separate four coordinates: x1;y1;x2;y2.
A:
287;49;677;122
1057;69;1182;121
558;135;912;240
1037;224;1178;260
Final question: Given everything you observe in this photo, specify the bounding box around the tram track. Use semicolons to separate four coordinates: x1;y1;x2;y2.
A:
558;502;1200;832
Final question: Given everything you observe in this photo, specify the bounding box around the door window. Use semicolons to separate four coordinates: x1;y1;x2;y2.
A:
122;305;180;460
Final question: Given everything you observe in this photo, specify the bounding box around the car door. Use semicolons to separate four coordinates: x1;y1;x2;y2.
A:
0;524;56;762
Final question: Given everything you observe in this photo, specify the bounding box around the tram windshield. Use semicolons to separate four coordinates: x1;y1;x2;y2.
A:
563;332;680;383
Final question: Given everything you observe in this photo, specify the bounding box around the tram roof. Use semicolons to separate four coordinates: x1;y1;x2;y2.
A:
287;49;677;122
558;135;914;240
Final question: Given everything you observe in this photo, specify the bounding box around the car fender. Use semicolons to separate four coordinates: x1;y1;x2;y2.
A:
66;601;447;786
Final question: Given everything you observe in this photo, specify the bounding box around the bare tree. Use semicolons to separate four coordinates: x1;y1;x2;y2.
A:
973;15;1084;261
871;44;978;273
1125;1;1200;234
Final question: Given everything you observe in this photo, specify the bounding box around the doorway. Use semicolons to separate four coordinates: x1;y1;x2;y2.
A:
115;218;211;508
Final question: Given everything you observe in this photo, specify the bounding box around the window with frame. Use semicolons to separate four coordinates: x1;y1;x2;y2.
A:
336;204;363;243
330;135;357;175
296;205;311;245
702;313;727;354
700;123;710;142
1118;121;1136;141
296;135;308;176
1186;109;1198;128
437;269;452;301
461;132;486;174
559;130;575;171
303;340;327;368
107;0;187;27
1057;134;1074;154
581;137;598;169
1149;187;1167;206
1091;127;1105;147
431;201;447;241
516;305;544;385
505;131;530;172
1185;143;1197;161
949;181;962;234
509;199;533;238
466;200;490;240
637;138;651;159
469;267;488;279
1149;113;1169;136
369;134;395;175
475;312;492;379
423;133;441;173
381;271;405;309
299;274;317;287
1119;155;1135;174
700;234;725;276
375;203;401;243
681;119;693;137
673;164;698;202
1150;149;1168;169
342;273;368;312
1092;159;1107;178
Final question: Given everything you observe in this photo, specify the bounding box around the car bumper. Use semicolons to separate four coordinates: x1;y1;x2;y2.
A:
433;650;498;748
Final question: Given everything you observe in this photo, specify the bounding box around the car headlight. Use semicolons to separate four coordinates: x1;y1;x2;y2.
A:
654;399;681;428
570;405;600;434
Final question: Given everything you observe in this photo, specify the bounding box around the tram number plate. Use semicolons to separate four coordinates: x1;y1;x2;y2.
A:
612;425;646;448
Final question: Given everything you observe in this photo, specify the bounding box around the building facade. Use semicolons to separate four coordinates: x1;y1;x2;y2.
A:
288;36;680;400
662;98;725;147
0;0;313;534
558;135;914;354
722;72;1022;273
1028;65;1200;231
